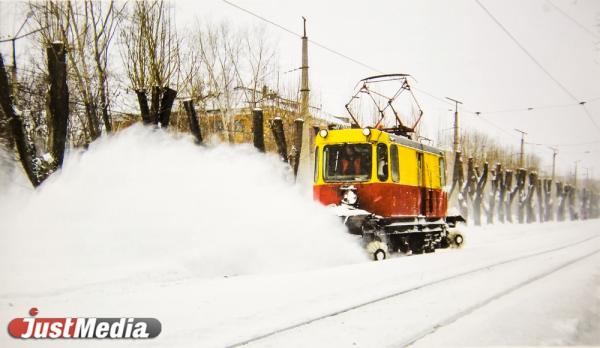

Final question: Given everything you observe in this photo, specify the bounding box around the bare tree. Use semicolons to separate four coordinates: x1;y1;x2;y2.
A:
232;25;276;108
472;162;488;226
196;21;241;142
120;0;179;126
32;1;122;143
0;43;68;187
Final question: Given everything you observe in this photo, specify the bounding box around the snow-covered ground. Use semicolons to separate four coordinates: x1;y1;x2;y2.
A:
1;220;599;347
0;127;599;347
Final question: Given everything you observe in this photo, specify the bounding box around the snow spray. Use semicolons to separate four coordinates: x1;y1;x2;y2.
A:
0;125;365;295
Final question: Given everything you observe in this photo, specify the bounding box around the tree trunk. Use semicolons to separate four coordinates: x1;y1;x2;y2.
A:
252;108;265;152
291;118;304;177
455;153;468;221
505;170;519;223
46;43;69;168
556;182;566;221
589;192;599;219
525;172;537;223
183;99;202;144
466;158;476;203
150;86;161;125
543;179;553;221
487;163;501;224
449;151;462;197
535;176;544;222
498;168;509;223
98;82;112;133
515;169;527;223
158;87;177;128
0;53;39;187
567;185;577;220
136;90;152;124
269;117;287;162
580;188;589;220
473;162;488;226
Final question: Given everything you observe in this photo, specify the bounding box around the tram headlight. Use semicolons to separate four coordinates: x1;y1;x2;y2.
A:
319;129;329;138
362;127;371;136
343;189;358;205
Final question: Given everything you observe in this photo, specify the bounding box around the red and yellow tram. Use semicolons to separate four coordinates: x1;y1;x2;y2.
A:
312;74;463;260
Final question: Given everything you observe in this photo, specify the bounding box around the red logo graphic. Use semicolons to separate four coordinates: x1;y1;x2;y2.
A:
8;308;161;339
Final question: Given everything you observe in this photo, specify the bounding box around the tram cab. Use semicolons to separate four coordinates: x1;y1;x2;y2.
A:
313;127;448;220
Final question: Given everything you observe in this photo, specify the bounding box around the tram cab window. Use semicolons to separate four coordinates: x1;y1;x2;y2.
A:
323;144;372;182
377;143;389;182
390;145;399;182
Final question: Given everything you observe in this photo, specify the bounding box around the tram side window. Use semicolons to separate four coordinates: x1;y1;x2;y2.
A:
323;144;372;182
390;145;399;182
377;143;389;182
439;157;446;187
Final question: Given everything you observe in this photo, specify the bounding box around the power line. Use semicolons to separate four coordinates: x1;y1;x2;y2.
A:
223;0;600;157
546;0;599;40
474;0;578;101
475;0;600;134
222;0;385;74
224;0;600;139
581;102;600;132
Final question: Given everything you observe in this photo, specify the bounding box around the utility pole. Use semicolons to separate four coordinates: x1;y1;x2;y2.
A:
300;17;309;119
0;11;38;98
515;128;527;168
550;147;558;181
574;160;581;187
446;97;462;153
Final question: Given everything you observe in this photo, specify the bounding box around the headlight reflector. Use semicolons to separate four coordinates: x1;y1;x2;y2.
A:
344;190;358;205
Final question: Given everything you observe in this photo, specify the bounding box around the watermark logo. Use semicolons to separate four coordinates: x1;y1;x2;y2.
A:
8;308;161;339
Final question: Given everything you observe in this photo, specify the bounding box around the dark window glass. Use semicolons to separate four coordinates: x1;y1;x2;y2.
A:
215;119;224;131
439;157;446;187
377;143;388;182
323;144;372;182
390;145;399;182
234;120;244;132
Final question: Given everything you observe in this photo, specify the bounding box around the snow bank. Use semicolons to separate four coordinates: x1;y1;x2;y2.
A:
0;146;28;196
0;125;364;295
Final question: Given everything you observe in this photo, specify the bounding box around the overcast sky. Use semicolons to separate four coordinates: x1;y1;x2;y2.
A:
1;0;599;179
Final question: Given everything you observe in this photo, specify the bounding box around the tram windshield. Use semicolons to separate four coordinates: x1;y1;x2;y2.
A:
323;144;372;182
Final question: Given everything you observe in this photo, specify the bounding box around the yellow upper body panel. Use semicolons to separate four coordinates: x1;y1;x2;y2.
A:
314;128;446;189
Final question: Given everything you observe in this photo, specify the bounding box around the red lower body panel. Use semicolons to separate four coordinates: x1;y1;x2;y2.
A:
314;183;447;218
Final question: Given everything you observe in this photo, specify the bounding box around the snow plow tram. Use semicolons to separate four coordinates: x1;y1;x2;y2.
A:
313;74;464;260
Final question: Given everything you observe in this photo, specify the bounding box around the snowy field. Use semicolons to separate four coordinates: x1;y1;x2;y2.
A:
0;127;599;347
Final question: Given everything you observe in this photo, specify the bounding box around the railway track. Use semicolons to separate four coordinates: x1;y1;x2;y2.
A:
401;247;600;346
227;234;600;348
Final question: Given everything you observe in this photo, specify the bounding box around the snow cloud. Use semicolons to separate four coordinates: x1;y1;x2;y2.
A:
0;125;364;295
